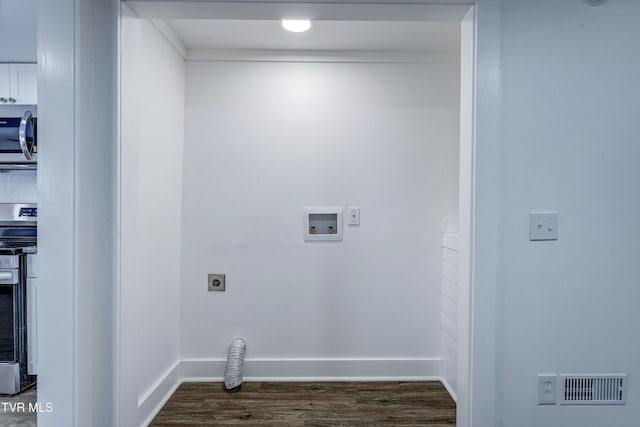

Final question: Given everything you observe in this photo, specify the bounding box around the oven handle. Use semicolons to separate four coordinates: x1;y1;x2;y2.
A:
0;270;18;284
19;110;35;161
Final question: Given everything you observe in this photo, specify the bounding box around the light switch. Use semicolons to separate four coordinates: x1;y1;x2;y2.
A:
348;207;360;225
529;212;558;241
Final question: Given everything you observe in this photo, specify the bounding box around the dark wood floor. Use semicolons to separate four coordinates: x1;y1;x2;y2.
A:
151;381;456;426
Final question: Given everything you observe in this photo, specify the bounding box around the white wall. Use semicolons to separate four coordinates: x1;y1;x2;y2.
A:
441;232;459;399
38;0;118;425
42;0;640;426
456;7;475;425
493;0;640;426
120;7;185;426
37;1;76;423
75;0;118;425
180;60;460;377
0;0;37;62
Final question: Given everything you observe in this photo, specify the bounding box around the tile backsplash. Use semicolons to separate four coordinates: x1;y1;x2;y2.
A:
0;171;37;203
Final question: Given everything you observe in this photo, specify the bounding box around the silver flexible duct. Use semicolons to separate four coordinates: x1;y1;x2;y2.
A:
224;338;246;393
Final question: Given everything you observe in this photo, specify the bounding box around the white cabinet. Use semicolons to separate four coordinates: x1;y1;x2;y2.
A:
10;64;37;104
0;63;37;105
0;65;10;101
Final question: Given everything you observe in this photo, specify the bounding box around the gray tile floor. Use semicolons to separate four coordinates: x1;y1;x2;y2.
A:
0;386;37;426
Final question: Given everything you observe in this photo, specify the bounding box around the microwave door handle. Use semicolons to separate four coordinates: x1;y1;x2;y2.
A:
19;110;34;161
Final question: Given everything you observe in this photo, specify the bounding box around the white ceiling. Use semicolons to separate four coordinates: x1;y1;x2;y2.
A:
164;20;461;52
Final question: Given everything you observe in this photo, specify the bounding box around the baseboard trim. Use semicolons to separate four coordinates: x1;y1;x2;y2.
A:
138;360;181;427
441;377;458;403
138;357;442;426
181;357;442;382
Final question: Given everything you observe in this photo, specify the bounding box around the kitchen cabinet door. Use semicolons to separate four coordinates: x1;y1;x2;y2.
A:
9;63;37;105
0;64;10;103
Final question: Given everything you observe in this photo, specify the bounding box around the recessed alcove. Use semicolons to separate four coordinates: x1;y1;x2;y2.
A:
303;207;342;241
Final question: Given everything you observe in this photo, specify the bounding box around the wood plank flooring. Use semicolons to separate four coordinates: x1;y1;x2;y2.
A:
151;381;455;426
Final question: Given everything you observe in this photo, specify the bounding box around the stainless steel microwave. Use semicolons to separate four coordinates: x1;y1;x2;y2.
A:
0;111;36;169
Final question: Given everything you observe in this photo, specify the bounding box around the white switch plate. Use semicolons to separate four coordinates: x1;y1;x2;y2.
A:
538;374;558;405
348;207;360;225
529;212;558;241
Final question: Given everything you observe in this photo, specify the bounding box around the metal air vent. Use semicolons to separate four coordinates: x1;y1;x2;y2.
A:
560;374;627;405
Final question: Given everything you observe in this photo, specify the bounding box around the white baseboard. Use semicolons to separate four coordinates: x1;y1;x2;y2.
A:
181;357;442;382
138;360;181;427
138;357;442;426
441;377;458;403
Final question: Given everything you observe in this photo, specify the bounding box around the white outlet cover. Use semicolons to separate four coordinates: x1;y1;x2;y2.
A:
538;374;558;405
529;212;558;241
348;207;360;225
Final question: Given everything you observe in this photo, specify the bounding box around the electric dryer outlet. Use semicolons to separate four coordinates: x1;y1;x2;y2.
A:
208;274;226;291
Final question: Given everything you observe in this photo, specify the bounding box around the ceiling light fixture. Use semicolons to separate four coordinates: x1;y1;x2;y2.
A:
282;19;311;33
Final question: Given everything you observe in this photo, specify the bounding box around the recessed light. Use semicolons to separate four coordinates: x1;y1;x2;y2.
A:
282;19;311;33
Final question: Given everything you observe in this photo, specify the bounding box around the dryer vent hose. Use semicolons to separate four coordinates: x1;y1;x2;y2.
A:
224;338;246;393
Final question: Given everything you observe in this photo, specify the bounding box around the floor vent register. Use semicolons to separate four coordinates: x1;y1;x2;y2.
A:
560;374;627;405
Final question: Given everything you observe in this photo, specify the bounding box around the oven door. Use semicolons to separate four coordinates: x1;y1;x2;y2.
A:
0;269;19;361
0;269;20;394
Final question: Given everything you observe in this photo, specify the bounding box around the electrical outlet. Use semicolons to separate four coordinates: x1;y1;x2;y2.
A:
208;274;225;292
538;374;557;405
529;212;558;241
348;207;360;225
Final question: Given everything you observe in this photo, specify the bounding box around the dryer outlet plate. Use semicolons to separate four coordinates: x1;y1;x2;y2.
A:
208;274;226;291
